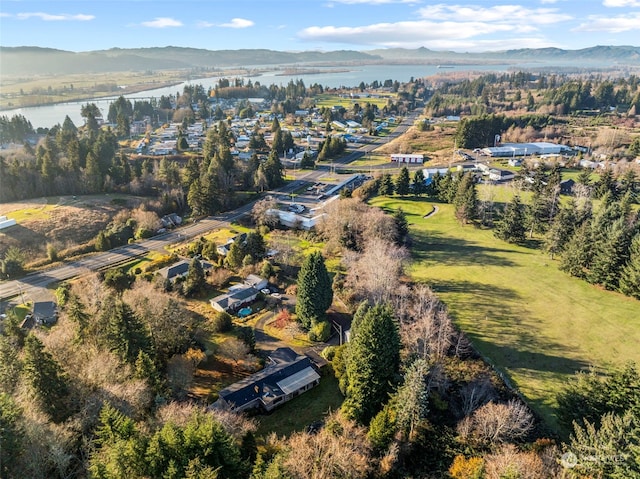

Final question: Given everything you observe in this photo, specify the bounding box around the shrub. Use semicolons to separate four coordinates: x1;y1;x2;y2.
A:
309;320;331;342
321;345;337;361
274;309;292;329
449;455;484;479
46;243;59;262
211;311;233;333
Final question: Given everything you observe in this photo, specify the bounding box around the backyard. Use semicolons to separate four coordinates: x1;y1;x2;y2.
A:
370;194;640;434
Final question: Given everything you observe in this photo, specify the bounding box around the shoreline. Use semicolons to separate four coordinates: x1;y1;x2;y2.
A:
0;80;186;112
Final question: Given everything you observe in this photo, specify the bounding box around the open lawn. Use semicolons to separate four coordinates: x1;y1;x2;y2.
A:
314;93;393;110
370;195;640;434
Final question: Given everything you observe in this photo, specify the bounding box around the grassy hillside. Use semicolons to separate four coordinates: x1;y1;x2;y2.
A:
370;195;640;433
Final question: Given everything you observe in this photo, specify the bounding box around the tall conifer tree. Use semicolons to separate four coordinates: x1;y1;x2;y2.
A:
295;251;333;329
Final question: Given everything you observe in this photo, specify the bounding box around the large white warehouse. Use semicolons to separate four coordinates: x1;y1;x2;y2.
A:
482;142;570;157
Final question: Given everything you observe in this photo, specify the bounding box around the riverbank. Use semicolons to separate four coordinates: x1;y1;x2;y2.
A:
0;68;247;111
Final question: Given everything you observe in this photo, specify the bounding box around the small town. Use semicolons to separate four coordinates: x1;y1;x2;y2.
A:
1;2;640;478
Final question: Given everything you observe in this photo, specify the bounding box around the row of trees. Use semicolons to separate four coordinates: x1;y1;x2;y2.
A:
428;71;640;118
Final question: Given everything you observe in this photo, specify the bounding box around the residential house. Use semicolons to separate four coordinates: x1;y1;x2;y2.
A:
216;233;247;257
244;274;268;291
210;285;259;313
214;347;321;412
560;178;575;195
488;169;516;182
156;259;212;283
21;300;58;329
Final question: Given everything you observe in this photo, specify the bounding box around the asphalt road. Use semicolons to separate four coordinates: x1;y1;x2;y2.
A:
0;109;422;306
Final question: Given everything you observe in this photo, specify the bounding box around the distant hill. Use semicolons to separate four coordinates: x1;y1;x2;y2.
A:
1;45;638;77
0;46;380;76
369;45;640;66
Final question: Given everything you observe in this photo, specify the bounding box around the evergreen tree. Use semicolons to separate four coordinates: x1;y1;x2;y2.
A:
0;337;21;395
22;334;70;422
453;172;477;224
439;170;459;203
225;240;246;270
378;173;394;196
594;168;617;199
244;231;267;261
395;358;430;440
395;166;411;196
494;194;526;244
104;300;150;364
367;403;397;451
343;303;400;424
412;169;427;196
576;169;592;187
544;201;577;259
620;233;640;299
263;150;284;188
393;208;410;246
587;218;633;290
183;258;206;297
560;221;593;279
526;190;550;238
66;293;90;343
295;251;333;329
0;393;23;478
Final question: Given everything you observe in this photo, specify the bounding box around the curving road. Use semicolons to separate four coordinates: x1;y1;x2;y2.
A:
0;109;422;305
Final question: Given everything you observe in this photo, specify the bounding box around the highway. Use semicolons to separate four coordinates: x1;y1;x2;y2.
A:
0;109;421;305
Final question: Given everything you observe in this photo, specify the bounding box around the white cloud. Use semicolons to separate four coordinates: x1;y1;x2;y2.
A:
219;18;254;28
418;4;571;24
299;20;516;48
15;12;95;21
574;12;640;32
141;17;183;28
196;21;215;28
300;3;573;50
603;0;640;7
426;37;559;52
330;0;416;3
0;12;12;18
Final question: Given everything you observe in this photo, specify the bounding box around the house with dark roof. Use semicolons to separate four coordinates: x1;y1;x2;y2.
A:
214;348;321;412
33;301;57;325
156;259;212;283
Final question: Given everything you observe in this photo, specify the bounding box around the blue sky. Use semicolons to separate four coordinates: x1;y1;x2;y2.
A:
1;0;639;53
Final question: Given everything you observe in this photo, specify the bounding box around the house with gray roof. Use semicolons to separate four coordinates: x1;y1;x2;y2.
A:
156;259;212;283
213;348;321;412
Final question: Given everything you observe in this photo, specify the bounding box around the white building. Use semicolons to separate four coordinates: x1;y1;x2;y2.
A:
482;142;570;158
391;153;424;164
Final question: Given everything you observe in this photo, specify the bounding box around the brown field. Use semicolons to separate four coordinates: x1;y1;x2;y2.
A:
0;194;145;266
375;122;458;166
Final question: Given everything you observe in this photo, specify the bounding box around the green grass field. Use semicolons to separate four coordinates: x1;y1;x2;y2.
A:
370;195;640;434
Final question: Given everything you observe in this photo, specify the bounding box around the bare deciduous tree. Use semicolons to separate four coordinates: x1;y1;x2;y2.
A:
217;337;258;371
282;412;373;479
252;197;279;228
457;400;534;446
459;374;498;417
399;284;455;361
345;238;408;304
484;444;553;479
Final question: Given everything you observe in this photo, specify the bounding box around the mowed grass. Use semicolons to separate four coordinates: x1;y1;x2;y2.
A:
370;195;640;433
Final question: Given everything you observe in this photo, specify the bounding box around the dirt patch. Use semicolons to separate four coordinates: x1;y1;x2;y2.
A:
0;194;145;264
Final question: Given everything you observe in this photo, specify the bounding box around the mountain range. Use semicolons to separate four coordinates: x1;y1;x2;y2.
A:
1;45;638;77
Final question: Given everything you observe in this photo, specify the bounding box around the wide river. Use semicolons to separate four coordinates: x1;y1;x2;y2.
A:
4;63;518;129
